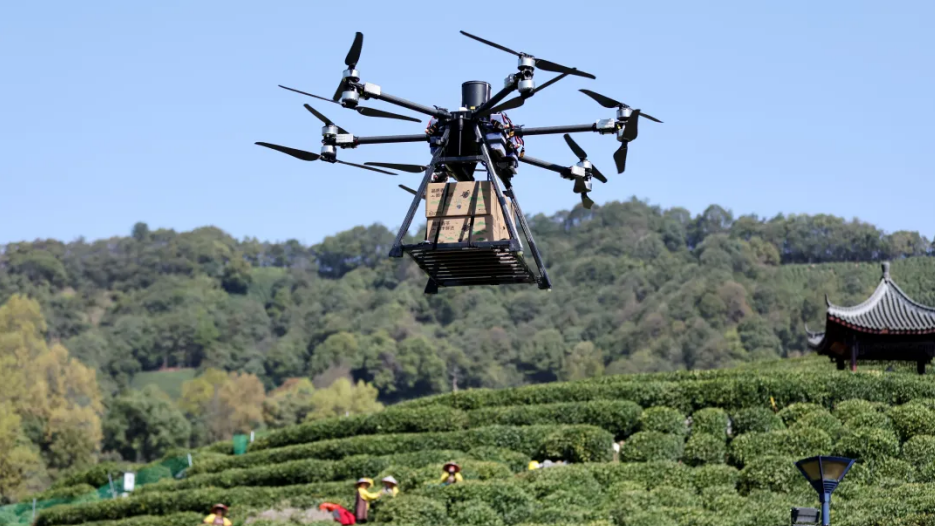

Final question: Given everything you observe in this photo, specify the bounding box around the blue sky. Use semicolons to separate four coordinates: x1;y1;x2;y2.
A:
1;1;933;245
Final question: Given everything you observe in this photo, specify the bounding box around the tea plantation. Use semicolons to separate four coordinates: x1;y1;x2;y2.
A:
22;357;935;526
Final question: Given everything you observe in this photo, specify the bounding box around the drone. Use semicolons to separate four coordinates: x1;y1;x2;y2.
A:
256;31;662;294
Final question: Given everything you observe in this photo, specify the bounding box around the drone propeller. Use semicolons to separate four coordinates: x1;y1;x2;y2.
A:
335;160;396;175
486;72;570;114
578;89;663;123
364;162;427;173
613;142;629;174
459;30;595;79
563;134;607;183
279;85;421;123
333;32;364;101
562;134;605;210
254;142;396;175
255;142;320;161
304;104;349;134
398;184;426;199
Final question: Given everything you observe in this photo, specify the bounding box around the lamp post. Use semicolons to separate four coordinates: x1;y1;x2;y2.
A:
794;456;855;526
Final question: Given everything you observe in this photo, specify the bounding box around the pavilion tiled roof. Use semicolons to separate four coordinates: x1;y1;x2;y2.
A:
807;262;935;349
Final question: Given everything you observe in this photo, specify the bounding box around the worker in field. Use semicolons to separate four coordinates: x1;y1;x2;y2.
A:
381;476;399;497
439;462;463;485
203;504;232;526
354;477;381;523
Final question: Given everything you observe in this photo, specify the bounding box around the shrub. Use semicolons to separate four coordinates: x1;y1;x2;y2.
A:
466;447;530;472
834;428;900;461
777;403;824;425
522;464;602;503
684;433;727;466
34;483;353;526
738;456;806;494
730;428;832;466
691;464;739;491
51;463;138;490
30;484;97;502
537;426;614;463
467;400;642;439
589;461;692;490
449;500;505;526
651;485;701;508
190;425;594;475
62;513;204;526
889;404;935;441
902;435;935;467
791;410;844;439
427;480;534;524
251;406;469;451
374;495;449;525
639;407;687;435
620;432;684;462
833;399;885;423
730;408;784;435
692;408;728;440
845;411;894;432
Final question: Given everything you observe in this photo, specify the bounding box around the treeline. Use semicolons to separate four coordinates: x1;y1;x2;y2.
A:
0;199;933;484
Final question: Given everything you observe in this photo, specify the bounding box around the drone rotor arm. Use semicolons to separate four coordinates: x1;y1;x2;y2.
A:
518;154;570;175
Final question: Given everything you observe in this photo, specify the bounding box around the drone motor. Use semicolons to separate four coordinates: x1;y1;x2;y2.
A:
461;81;491;110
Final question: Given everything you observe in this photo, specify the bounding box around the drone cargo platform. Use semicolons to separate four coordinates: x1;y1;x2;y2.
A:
403;240;537;290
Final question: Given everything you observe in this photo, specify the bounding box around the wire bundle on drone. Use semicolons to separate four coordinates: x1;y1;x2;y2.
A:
255;30;662;294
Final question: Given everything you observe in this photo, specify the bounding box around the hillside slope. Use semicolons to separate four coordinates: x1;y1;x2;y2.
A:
2;200;933;407
17;359;935;526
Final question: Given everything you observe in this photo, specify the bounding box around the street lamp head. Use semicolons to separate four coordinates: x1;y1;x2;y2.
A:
795;456;855;498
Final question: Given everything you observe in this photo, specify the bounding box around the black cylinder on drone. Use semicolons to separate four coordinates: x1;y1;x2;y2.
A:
461;81;491;109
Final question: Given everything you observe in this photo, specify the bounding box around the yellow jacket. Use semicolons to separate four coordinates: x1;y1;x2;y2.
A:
381;486;399;497
358;486;381;503
439;472;463;484
203;514;232;526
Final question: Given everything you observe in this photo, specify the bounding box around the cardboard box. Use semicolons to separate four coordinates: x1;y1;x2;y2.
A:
426;181;496;218
426;215;498;243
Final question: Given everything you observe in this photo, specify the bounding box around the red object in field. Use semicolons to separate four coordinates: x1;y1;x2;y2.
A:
319;503;356;525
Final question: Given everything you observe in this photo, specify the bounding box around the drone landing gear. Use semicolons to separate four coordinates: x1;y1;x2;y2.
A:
388;130;552;294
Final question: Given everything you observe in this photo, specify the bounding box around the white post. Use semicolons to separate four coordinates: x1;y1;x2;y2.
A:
250;431;255;443
123;472;136;493
187;453;193;467
31;499;36;521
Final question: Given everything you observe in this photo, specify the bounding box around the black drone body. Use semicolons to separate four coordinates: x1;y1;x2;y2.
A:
256;31;661;293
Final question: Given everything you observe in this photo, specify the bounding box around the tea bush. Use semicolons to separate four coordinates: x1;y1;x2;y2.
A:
730;408;785;435
639;407;687;435
684;433;727;466
620;432;684;462
691;408;729;440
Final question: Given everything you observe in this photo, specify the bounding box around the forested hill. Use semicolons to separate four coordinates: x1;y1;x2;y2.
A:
1;199;934;405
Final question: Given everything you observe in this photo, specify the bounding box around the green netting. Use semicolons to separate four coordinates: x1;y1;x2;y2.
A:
233;434;249;455
0;448;202;525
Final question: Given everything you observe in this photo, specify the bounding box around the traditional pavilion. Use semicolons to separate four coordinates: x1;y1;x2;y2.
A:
806;262;935;374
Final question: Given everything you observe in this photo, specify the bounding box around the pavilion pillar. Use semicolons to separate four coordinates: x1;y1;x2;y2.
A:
919;361;927;375
849;341;858;373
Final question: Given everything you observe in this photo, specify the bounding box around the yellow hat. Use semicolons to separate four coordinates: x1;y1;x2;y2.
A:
528;461;540;470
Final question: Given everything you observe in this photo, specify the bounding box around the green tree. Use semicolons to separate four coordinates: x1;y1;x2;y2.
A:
103;385;191;462
306;378;383;421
